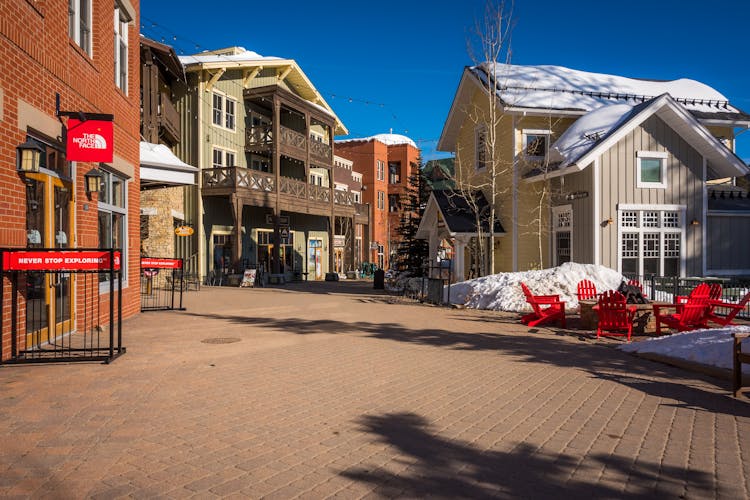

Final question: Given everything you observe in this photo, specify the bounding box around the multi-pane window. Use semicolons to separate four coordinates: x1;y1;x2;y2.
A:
636;151;668;188
389;162;401;184
475;125;487;171
98;169;127;285
377;190;385;210
212;147;236;168
69;0;92;55
211;93;237;131
376;160;385;181
619;207;683;277
552;205;572;266
114;7;129;92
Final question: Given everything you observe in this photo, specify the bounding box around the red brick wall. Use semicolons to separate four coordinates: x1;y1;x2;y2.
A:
1;0;141;360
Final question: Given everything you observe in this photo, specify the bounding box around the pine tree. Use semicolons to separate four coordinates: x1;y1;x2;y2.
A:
393;157;429;277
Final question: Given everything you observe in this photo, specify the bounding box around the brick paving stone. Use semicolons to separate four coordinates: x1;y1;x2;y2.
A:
1;282;749;498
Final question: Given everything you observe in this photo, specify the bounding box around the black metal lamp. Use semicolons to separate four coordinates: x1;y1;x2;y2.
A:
16;138;44;174
84;168;103;195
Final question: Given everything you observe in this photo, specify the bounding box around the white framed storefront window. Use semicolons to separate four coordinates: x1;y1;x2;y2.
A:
617;204;685;277
98;169;128;292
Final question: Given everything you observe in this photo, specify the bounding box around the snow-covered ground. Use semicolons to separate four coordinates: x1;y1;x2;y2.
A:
447;262;623;313
442;262;749;377
620;327;750;376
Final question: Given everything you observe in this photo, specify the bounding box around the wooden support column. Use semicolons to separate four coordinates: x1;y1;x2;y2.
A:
272;96;282;275
349;217;356;273
230;194;243;272
328;123;335;275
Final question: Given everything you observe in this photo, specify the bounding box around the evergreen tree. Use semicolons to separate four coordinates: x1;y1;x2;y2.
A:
393;157;429;276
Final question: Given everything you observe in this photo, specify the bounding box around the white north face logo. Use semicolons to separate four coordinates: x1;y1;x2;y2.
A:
72;133;107;149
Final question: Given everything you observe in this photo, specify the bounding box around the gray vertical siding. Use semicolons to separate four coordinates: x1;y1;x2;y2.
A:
706;215;750;273
552;167;594;264
598;114;704;276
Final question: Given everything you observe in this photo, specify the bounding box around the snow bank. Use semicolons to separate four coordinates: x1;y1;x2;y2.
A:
620;326;750;375
448;262;624;313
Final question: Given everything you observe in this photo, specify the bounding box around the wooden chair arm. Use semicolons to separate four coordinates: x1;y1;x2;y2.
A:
533;294;560;302
708;299;745;311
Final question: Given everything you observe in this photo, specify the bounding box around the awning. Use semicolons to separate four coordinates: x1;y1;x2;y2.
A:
140;142;197;188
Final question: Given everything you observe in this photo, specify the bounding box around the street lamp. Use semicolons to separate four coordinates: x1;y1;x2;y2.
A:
16;138;43;174
84;168;103;196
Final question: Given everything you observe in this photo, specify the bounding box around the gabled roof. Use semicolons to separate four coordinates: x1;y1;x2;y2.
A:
140;36;186;85
439;63;750;152
416;190;505;239
179;47;347;135
525;94;750;182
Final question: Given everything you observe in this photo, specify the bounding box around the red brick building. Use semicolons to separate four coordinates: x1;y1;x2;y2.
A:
1;0;140;361
335;134;420;269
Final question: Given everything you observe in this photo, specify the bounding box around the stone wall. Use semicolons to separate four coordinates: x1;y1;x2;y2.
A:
141;187;185;258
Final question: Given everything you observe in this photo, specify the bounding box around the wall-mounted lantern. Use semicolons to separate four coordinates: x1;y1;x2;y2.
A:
84;168;104;196
16;138;44;174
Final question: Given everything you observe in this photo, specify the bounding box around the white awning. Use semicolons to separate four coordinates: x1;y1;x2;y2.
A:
140;142;197;187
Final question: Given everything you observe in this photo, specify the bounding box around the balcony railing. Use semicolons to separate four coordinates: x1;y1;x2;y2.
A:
279;176;306;198
334;189;354;206
202;167;275;192
280;126;306;152
246;126;273;149
159;94;180;143
310;139;332;162
308;183;330;204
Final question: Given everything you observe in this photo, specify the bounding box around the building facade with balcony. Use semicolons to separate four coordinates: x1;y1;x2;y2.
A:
176;47;367;282
335;134;420;270
139;37;198;266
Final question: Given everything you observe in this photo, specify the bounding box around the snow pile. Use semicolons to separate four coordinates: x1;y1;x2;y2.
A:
448;262;624;313
474;63;738;115
548;103;635;167
620;326;750;375
179;47;281;65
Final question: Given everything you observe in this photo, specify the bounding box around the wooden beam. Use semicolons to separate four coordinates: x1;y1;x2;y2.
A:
243;66;263;88
277;66;293;82
204;68;226;92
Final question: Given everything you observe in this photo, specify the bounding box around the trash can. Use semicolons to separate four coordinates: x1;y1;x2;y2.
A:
373;269;385;290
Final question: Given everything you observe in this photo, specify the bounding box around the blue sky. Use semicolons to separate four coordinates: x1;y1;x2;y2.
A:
142;0;750;162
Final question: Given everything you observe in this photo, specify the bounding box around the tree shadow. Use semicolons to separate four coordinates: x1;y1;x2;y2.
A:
340;412;714;498
185;312;750;416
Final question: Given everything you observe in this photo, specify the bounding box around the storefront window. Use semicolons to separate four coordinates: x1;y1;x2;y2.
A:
98;170;127;285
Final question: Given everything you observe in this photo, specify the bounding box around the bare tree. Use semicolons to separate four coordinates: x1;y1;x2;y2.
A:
449;0;515;277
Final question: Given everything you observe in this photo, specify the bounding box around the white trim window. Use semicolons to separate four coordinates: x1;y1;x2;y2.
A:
618;205;684;277
69;0;92;55
212;147;236;168
98;169;127;288
376;160;385;181
211;92;237;131
114;7;129;92
523;129;550;160
475;125;487;171
636;151;668;189
552;205;572;266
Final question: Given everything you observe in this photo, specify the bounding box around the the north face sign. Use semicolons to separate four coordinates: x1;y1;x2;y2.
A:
66;118;114;162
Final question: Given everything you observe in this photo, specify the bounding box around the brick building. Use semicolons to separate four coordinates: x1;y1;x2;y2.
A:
1;0;141;360
335;134;420;269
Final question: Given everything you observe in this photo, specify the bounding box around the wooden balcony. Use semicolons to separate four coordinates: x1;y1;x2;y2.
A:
158;94;180;145
279;126;306;158
310;139;332;163
202;166;361;219
245;126;273;152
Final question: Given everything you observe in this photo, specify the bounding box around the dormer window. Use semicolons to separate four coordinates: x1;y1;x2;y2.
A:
523;129;550;159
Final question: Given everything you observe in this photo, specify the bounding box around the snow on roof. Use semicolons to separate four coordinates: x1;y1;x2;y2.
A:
621;326;750;376
474;63;741;116
337;133;417;148
448;262;624;313
548;103;636;167
178;47;282;66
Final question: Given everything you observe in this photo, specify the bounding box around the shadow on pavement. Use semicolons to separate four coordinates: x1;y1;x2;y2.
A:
340;412;713;498
185;312;750;417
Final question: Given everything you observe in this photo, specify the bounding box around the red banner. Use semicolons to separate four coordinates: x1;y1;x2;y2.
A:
2;251;121;271
141;258;183;269
66;118;114;162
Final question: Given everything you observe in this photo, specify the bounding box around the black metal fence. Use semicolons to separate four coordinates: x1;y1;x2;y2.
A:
386;259;454;305
624;274;750;319
0;248;124;364
140;257;186;312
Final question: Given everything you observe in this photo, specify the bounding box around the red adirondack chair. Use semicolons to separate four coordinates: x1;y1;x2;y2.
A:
594;290;637;341
704;291;750;328
576;279;598;301
676;282;721;305
627;279;643;292
520;282;566;328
